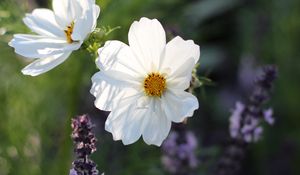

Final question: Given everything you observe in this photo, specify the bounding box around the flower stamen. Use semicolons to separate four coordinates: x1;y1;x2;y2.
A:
64;22;74;43
144;73;166;97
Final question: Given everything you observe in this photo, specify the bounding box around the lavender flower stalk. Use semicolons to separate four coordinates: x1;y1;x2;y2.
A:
161;124;198;175
70;114;99;175
216;65;278;175
229;65;277;142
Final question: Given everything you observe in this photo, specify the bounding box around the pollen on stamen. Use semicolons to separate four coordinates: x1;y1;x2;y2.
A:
143;73;167;97
64;22;74;43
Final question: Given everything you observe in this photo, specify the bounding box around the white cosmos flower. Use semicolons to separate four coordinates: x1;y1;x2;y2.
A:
90;17;200;146
9;0;100;76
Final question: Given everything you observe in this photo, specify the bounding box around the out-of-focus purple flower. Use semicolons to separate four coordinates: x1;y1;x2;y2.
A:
70;114;99;175
229;102;245;138
228;65;277;143
264;108;275;125
253;127;263;142
161;128;198;175
162;132;178;156
69;169;78;175
162;156;180;173
217;65;278;175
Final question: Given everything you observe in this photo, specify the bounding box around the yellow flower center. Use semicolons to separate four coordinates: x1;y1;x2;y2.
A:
143;73;166;97
64;22;74;43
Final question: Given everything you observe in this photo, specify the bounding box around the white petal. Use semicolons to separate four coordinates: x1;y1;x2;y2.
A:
23;9;64;37
121;109;147;145
9;34;80;59
76;0;100;30
92;5;100;29
162;36;200;76
128;17;166;72
105;103;146;145
142;99;172;146
166;57;195;90
52;0;82;27
21;52;72;76
71;16;91;41
71;4;97;41
162;90;198;123
77;0;95;11
97;40;146;77
69;0;83;19
90;71;141;111
166;76;191;90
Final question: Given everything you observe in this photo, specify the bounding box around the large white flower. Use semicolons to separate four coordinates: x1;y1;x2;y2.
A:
90;17;200;146
9;0;100;76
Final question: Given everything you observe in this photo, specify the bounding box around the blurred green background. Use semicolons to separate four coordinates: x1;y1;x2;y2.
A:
0;0;299;175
